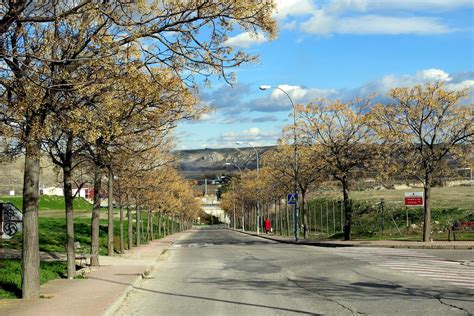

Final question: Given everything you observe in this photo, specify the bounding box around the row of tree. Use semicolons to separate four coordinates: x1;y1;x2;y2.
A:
221;82;473;242
0;1;277;299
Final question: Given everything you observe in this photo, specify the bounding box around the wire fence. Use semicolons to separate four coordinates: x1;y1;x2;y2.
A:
237;193;474;240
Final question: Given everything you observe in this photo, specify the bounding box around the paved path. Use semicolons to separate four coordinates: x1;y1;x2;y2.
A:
114;227;474;315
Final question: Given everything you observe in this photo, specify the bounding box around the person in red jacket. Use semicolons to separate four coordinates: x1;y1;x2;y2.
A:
264;217;271;234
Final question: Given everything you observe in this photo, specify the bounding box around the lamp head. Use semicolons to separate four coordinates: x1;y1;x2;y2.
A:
224;162;231;166
259;85;272;91
235;141;243;145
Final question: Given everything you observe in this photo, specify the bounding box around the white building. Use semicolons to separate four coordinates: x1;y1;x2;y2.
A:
200;195;229;224
41;186;93;199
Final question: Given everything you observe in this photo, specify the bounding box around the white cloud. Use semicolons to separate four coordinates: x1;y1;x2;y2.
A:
377;68;453;91
328;0;474;12
201;70;472;115
300;10;335;35
340;15;451;35
447;80;474;92
254;84;338;112
252;69;473;112
225;32;267;48
274;0;316;20
301;13;452;36
198;112;215;121
219;127;280;147
418;68;452;82
281;0;465;36
198;126;280;149
344;68;473;101
271;84;309;101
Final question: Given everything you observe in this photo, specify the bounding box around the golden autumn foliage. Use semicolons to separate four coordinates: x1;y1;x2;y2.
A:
298;97;378;240
0;1;277;298
371;82;473;241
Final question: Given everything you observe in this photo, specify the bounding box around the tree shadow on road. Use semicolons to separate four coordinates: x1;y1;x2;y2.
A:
89;276;321;315
187;274;474;313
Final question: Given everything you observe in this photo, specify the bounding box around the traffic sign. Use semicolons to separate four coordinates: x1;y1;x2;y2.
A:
287;193;298;205
404;192;424;206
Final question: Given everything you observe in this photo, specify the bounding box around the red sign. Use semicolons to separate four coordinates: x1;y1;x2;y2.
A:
404;192;424;206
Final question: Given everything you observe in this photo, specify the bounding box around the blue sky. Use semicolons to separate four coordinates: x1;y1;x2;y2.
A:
175;0;474;150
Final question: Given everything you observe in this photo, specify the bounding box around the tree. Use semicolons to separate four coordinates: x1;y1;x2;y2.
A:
1;1;276;297
0;1;90;35
300;97;378;241
371;82;473;242
262;143;324;239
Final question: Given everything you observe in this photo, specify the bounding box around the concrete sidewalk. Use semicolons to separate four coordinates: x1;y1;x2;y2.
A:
235;229;474;250
0;231;188;316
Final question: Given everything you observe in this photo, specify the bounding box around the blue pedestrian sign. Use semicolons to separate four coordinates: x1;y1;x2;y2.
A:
287;193;298;205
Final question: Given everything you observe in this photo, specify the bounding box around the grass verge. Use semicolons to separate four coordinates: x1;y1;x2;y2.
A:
0;195;92;212
0;259;67;299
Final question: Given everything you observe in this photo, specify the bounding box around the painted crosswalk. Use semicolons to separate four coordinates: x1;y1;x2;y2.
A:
171;243;214;248
325;247;474;290
171;241;271;248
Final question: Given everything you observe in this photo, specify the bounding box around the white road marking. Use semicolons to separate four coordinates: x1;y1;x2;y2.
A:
326;247;474;290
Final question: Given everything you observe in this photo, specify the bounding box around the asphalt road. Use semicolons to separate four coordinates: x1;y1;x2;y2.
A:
115;227;474;315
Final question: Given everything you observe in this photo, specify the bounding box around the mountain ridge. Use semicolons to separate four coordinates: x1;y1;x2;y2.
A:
176;146;274;178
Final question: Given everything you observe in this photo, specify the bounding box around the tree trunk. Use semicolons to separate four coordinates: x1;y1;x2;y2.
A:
90;163;101;266
141;211;145;241
278;199;283;235
301;190;308;239
150;211;154;240
119;202;124;254
127;206;133;250
158;213;162;237
107;168;114;256
342;177;352;241
147;210;151;242
21;138;41;299
164;217;168;236
422;172;432;242
63;146;75;279
136;205;140;246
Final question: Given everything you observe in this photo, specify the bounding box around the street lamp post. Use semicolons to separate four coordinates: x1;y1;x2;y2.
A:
236;141;260;235
224;162;244;231
259;85;299;242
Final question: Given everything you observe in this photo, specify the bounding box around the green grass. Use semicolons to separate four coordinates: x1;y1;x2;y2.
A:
0;209;178;299
0;259;67;299
0;195;181;299
302;185;474;241
2;217;120;254
0;195;92;212
317;186;474;212
1;211;178;253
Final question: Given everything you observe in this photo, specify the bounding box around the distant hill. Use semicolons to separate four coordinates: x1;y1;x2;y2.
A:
176;146;274;179
0;157;59;196
0;146;275;193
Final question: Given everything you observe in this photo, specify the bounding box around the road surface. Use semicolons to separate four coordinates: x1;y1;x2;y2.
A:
115;227;474;315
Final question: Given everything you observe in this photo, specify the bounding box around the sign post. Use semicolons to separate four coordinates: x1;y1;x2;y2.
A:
287;193;297;205
404;192;424;207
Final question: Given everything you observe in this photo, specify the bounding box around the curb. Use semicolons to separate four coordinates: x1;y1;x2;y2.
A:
103;236;184;316
103;266;150;316
230;229;473;250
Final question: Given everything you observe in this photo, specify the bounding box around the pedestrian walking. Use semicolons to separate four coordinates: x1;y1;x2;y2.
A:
264;217;271;234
